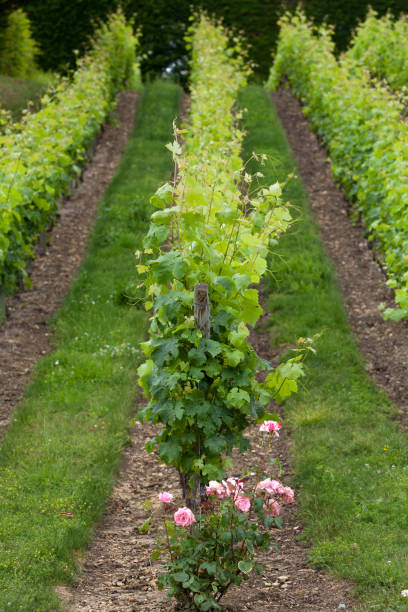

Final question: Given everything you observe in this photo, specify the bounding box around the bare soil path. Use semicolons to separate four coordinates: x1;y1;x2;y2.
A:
0;91;139;442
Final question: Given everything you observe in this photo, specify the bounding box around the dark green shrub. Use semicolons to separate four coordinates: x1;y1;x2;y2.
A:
0;8;38;77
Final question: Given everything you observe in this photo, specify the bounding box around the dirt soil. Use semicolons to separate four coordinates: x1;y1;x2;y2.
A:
272;89;408;428
0;91;139;442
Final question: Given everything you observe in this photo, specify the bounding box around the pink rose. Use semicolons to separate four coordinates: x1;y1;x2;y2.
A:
235;496;251;512
174;507;196;527
263;499;281;516
222;477;244;498
281;486;295;504
159;492;173;503
256;478;284;495
259;420;282;437
206;480;226;499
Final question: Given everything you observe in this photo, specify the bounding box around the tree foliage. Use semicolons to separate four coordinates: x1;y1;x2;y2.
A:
0;8;38;77
3;0;406;81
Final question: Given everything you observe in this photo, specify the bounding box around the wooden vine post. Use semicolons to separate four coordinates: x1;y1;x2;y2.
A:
180;283;211;510
193;283;210;506
0;287;5;322
194;282;210;338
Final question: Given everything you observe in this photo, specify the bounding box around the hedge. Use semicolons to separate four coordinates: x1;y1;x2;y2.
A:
2;0;404;82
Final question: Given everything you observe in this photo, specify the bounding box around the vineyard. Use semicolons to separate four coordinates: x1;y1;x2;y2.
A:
0;5;408;612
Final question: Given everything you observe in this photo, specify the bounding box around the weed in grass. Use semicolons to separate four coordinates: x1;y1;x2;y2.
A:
0;81;182;610
239;84;408;611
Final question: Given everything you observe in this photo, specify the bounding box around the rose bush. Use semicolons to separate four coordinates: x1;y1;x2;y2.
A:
153;468;294;610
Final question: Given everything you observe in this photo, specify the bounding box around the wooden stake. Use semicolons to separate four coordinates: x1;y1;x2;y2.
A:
191;282;211;509
38;230;47;256
194;283;210;338
0;287;6;322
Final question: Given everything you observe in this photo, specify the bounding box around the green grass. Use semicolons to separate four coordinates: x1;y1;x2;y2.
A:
0;73;53;119
0;80;182;611
239;84;408;611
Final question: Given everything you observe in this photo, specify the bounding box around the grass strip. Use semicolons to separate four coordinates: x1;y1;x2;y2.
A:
239;84;408;611
0;74;50;119
0;80;182;611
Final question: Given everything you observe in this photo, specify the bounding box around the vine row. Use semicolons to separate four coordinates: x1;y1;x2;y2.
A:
267;11;408;321
138;15;306;508
345;8;408;93
0;9;140;298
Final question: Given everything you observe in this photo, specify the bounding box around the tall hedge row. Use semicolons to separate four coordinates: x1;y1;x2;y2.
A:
2;1;408;81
